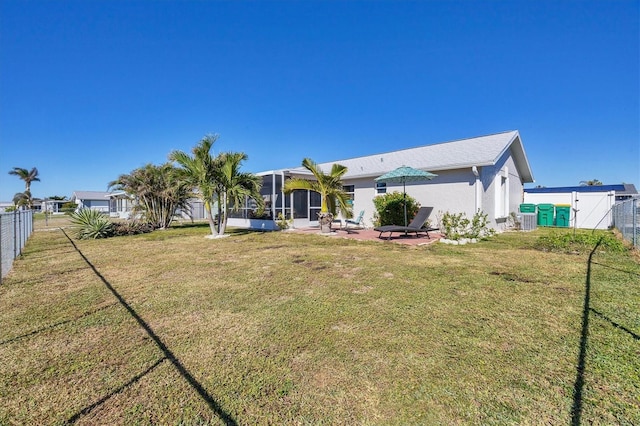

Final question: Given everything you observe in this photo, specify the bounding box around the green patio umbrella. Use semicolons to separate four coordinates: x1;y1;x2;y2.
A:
375;165;438;227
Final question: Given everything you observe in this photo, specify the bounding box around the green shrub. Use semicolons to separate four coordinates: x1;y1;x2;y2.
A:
440;212;468;240
373;191;419;226
249;208;271;219
536;230;627;254
61;201;77;215
112;220;155;236
440;210;495;240
468;210;494;239
69;209;114;239
275;213;292;230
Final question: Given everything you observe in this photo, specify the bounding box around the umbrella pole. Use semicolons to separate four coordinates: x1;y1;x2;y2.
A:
403;180;408;233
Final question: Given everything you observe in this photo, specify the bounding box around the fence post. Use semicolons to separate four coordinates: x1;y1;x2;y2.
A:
13;211;17;259
0;215;3;283
634;198;637;248
18;211;23;256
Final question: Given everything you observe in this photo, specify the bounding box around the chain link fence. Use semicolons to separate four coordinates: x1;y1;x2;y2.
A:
612;198;639;249
0;210;34;282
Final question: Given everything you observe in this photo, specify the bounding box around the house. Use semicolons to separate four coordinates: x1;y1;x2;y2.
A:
71;191;112;213
41;198;69;214
71;190;134;218
0;201;13;213
523;184;638;229
71;190;206;221
107;191;136;219
228;130;534;230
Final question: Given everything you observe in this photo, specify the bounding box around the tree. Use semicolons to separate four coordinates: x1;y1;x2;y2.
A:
579;179;603;186
283;158;352;233
109;163;192;229
215;151;263;235
12;191;32;209
9;167;39;208
169;135;221;237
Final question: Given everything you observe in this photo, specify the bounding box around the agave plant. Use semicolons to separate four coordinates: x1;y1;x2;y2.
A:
69;208;114;239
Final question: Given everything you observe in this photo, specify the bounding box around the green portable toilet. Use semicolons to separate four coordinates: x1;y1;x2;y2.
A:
519;203;536;213
555;204;571;227
537;204;555;227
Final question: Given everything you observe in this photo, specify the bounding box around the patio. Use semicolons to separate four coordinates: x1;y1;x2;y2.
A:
290;226;443;246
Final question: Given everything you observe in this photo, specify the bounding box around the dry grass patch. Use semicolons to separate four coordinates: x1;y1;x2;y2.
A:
0;225;638;424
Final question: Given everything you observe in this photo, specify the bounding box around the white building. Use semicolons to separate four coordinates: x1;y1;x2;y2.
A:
228;130;534;230
523;184;638;229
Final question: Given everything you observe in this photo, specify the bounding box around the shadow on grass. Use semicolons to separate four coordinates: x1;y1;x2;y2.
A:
590;308;639;341
61;229;237;425
0;303;117;346
571;237;602;426
170;221;211;229
66;356;167;423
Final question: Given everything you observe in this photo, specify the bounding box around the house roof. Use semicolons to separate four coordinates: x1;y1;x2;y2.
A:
280;131;534;182
621;183;639;195
72;191;112;200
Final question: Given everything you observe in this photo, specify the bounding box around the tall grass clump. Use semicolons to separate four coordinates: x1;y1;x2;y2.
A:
536;229;627;253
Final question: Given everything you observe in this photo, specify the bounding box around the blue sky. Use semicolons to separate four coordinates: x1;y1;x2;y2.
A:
1;0;638;201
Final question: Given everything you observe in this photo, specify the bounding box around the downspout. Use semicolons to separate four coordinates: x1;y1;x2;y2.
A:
472;166;481;213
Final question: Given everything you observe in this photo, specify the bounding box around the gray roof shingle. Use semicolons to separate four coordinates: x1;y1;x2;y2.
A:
72;191;112;200
284;131;534;182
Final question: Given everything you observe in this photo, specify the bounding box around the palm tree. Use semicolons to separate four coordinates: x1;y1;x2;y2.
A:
9;167;40;208
215;152;263;235
12;191;32;209
169;135;221;237
109;163;191;229
283;158;352;233
579;179;603;186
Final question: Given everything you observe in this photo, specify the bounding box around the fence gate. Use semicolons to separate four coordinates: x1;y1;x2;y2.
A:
612;198;639;249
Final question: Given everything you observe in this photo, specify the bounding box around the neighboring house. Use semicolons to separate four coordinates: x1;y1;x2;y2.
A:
615;184;639;202
71;190;134;218
71;191;111;213
107;191;136;219
41;199;68;214
175;199;207;220
0;201;13;213
228;130;535;230
72;190;205;221
523;184;638;229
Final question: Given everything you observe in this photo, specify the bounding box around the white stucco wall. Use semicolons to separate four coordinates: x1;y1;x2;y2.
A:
481;147;525;229
342;152;526;231
523;190;615;229
343;169;482;229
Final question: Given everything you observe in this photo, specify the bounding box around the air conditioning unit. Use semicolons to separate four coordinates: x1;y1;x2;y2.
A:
519;213;537;231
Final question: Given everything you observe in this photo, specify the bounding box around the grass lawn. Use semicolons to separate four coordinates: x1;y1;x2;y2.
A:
1;223;638;425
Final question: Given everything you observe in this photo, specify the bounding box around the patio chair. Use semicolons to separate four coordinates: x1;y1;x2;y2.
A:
374;206;436;240
342;210;365;233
